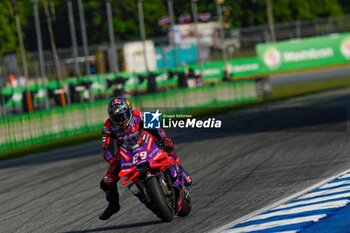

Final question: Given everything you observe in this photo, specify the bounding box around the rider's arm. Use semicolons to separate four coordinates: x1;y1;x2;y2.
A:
134;109;174;151
101;119;115;163
133;109;168;141
145;128;168;141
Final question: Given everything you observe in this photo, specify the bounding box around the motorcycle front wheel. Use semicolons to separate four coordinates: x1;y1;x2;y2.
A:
145;176;174;222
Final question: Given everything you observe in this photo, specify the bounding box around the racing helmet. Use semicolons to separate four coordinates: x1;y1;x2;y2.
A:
107;97;133;129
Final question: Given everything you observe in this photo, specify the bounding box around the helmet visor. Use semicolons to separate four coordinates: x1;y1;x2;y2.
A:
111;110;131;125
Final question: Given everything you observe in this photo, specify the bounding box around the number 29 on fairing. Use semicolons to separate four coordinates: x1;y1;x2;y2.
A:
132;151;147;164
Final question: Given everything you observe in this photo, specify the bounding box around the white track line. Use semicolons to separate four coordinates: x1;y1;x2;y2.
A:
335;173;350;180
319;180;350;189
226;214;326;233
273;192;350;210
301;186;350;199
246;200;348;222
210;168;350;233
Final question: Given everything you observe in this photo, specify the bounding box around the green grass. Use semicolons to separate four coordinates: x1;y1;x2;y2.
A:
2;76;350;160
268;77;350;101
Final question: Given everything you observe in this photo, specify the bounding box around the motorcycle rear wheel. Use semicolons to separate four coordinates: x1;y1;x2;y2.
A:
178;196;192;217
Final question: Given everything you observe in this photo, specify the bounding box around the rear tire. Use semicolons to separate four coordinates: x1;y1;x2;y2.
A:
145;176;174;222
178;196;192;217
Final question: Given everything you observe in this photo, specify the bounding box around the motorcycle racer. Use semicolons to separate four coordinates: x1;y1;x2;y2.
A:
99;97;192;220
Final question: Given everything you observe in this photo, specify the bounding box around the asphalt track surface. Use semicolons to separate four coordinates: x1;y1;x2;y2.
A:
1;86;350;233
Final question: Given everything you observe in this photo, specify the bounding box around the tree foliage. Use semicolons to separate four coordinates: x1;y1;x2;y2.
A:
0;0;348;55
0;1;17;55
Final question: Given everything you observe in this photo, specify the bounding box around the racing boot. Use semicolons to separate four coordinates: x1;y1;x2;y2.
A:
99;185;120;220
99;204;120;221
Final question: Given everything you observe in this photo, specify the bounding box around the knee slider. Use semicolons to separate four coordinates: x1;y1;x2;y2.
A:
100;179;111;191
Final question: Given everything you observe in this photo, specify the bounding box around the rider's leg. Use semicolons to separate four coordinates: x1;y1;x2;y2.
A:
99;164;121;220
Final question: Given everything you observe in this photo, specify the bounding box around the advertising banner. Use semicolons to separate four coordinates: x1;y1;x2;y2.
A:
155;44;198;69
257;33;350;72
229;57;264;78
189;56;264;80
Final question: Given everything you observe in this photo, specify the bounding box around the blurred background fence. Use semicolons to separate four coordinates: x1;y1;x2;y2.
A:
1;0;350;117
0;81;256;155
2;30;350;116
239;14;350;50
1;0;350;156
4;14;350;81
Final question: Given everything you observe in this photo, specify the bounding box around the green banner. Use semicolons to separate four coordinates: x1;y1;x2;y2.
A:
188;56;263;81
0;81;257;155
257;32;350;72
229;57;264;78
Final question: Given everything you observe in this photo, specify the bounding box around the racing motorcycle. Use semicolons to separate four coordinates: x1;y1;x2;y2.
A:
118;130;192;222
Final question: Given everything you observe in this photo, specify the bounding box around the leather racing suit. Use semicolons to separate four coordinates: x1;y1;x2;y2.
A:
99;109;191;220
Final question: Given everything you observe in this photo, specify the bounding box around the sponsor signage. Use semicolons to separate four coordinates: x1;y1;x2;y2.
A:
189;57;263;80
257;33;350;72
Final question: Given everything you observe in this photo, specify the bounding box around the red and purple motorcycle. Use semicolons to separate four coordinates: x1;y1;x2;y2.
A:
118;130;192;222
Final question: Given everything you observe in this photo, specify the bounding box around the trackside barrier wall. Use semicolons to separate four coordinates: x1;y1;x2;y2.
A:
257;32;350;73
4;32;350;107
0;81;257;154
1;57;262;108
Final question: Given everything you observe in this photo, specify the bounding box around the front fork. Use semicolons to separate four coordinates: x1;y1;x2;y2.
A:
127;171;170;202
127;171;153;204
127;168;189;213
127;170;179;205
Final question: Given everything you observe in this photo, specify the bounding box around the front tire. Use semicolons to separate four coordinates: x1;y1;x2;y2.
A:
145;176;174;222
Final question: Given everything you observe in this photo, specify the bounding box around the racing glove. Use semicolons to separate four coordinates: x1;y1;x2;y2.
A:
161;137;174;152
109;158;118;167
